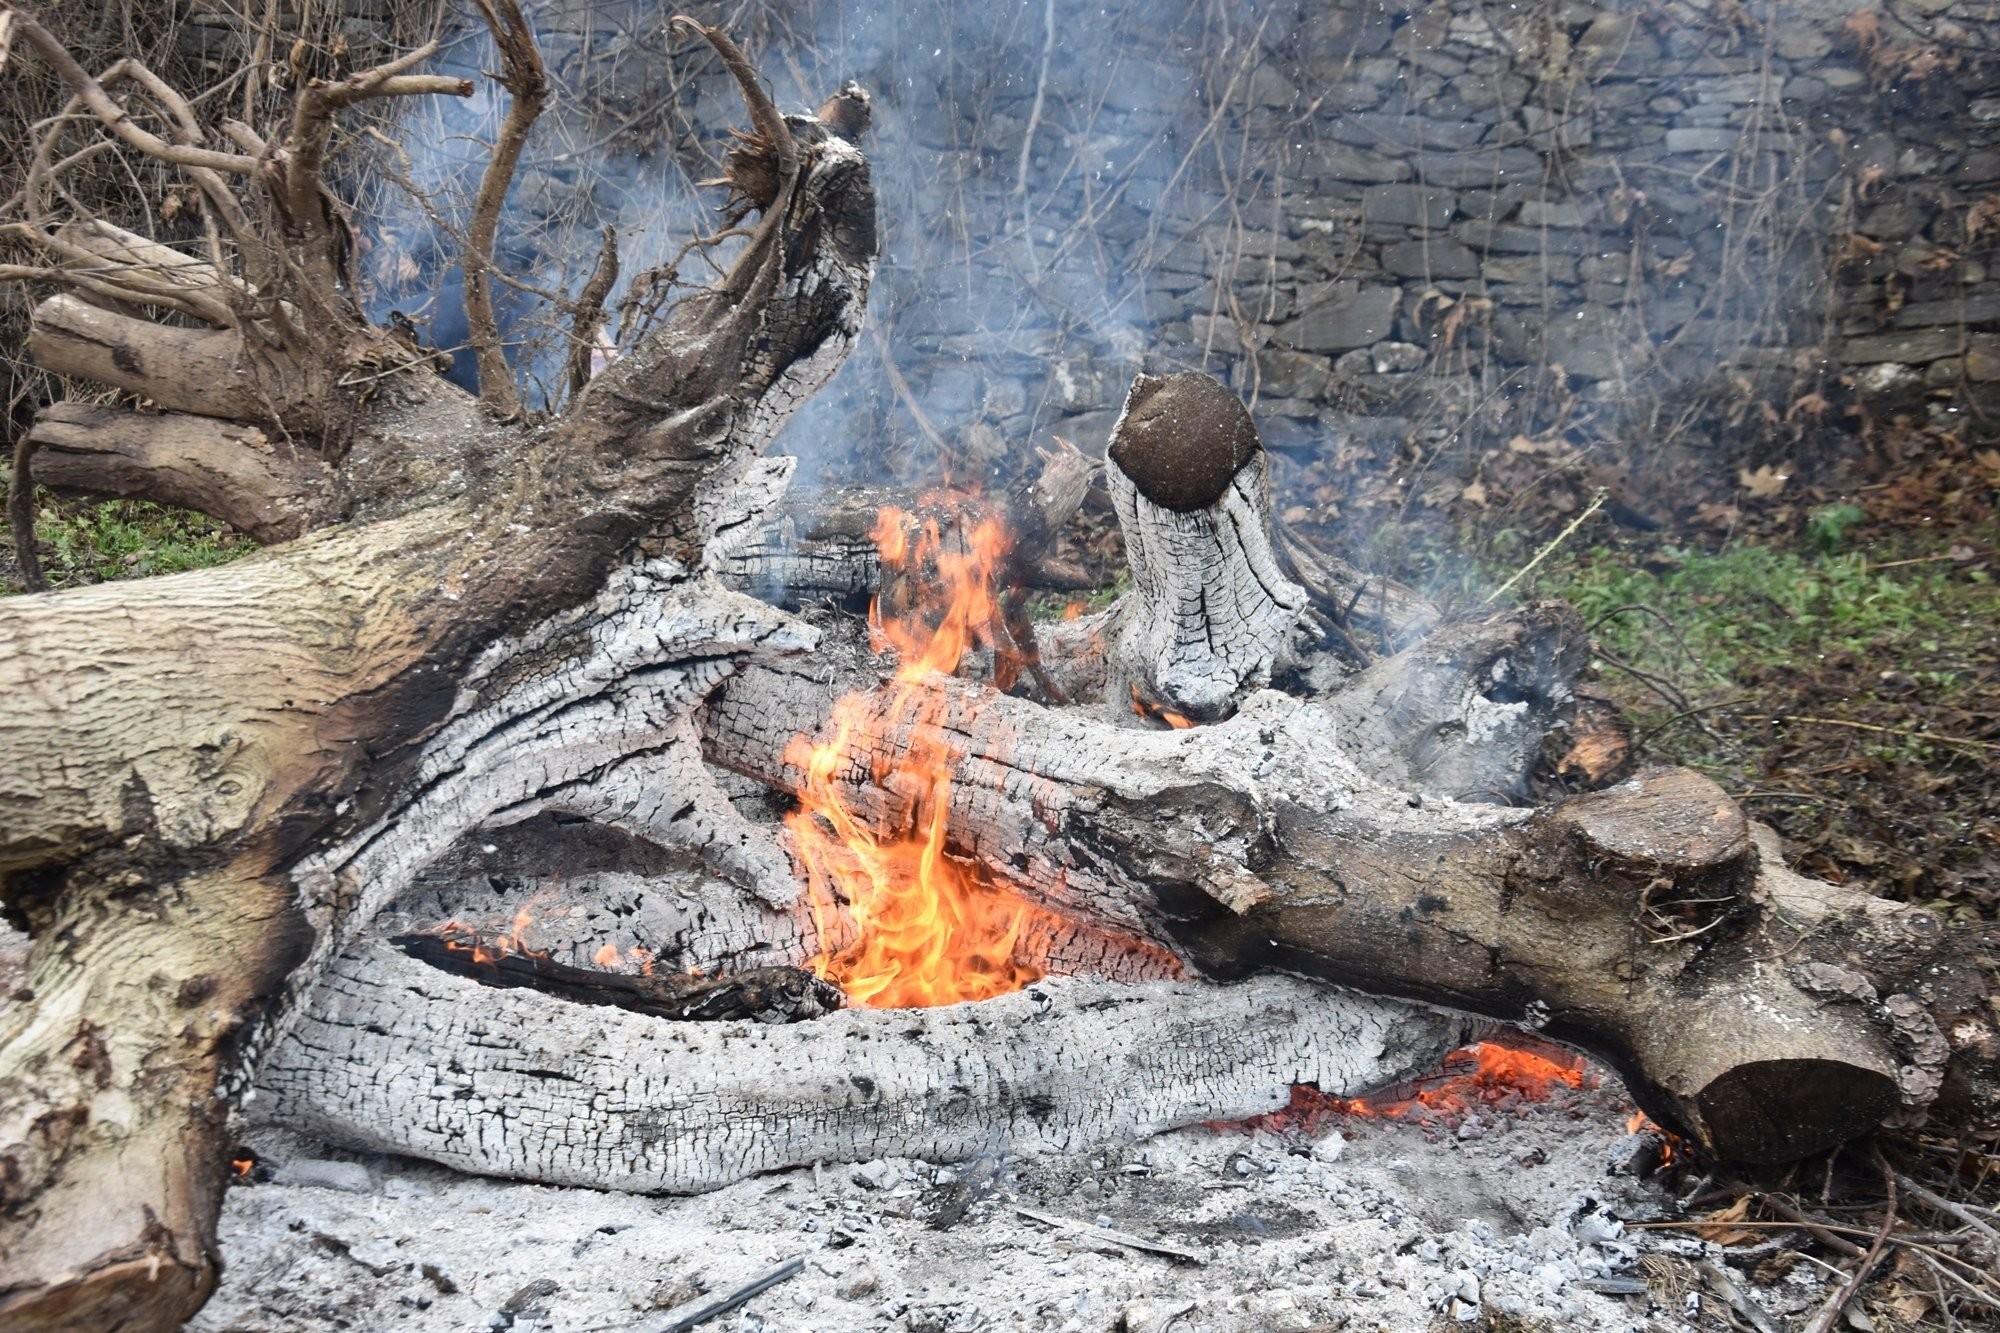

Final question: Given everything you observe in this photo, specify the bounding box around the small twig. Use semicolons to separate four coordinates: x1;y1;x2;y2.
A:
1013;0;1055;275
1804;1156;1895;1333
1591;646;1697;714
564;226;620;400
1868;550;1989;570
1484;487;1607;605
652;1256;806;1332
462;0;547;422
1751;715;1999;754
869;322;951;458
1697;1259;1783;1333
8;426;46;592
1892;1170;2000;1249
1014;1205;1207;1264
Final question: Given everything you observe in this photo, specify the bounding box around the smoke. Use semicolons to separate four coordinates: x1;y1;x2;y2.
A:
359;0;1251;487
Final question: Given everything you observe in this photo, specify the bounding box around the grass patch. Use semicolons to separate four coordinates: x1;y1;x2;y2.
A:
0;470;257;593
1534;542;1999;691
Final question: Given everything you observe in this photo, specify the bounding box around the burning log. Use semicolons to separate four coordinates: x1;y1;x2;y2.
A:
692;650;1984;1164
260;943;1468;1194
268;365;1994;1184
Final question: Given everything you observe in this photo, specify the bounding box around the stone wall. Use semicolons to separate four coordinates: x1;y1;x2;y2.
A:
172;0;2000;487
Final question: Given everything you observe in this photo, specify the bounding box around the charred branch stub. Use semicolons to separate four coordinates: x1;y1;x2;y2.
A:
1102;372;1306;722
390;931;841;1024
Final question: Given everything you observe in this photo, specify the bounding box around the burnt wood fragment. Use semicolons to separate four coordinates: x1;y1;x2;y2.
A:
391;932;841;1023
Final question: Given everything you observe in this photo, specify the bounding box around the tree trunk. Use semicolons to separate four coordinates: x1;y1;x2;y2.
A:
0;15;875;1325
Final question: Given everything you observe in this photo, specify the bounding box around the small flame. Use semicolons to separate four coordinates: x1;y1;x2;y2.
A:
1626;1110;1685;1168
1130;684;1195;730
1062;600;1085;621
788;500;1070;1008
1223;1042;1596;1135
230;1153;255;1180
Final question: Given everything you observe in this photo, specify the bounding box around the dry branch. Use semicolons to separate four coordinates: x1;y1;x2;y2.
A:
462;0;547;420
24;403;335;542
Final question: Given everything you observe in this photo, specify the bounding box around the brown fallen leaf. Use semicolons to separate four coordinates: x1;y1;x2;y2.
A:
1738;464;1791;500
1692;1196;1761;1246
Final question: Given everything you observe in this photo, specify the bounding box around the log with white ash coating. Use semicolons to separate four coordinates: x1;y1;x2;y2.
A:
0;11;875;1326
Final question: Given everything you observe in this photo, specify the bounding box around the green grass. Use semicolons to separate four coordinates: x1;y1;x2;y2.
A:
1;469;256;592
1532;542;1998;689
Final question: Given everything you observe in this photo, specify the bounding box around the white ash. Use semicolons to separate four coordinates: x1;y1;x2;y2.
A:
195;1065;1829;1332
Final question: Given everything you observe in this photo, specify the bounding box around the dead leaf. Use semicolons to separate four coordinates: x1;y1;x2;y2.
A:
1968;195;2000;245
1693;1197;1761;1246
1787;392;1830;421
1834;232;1885;267
1739;464;1791;500
1461;479;1489;508
1507;435;1541;455
1694;502;1742;530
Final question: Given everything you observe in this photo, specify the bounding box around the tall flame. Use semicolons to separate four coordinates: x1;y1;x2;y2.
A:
786;502;1066;1008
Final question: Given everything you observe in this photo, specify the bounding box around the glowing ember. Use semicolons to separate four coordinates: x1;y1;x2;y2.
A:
1129;683;1195;730
1625;1109;1685;1167
787;501;1070;1008
1225;1041;1597;1136
429;900;659;977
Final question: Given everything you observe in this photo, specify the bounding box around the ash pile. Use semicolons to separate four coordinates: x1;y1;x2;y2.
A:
200;1049;1831;1333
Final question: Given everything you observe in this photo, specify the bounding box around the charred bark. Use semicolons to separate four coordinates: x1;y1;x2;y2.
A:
0;12;875;1327
693;656;1989;1164
261;948;1466;1194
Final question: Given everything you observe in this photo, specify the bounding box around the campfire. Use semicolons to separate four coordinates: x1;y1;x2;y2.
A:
1;8;1993;1330
788;502;1069;1009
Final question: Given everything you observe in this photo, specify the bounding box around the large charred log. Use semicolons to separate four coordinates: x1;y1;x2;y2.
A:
0;12;874;1327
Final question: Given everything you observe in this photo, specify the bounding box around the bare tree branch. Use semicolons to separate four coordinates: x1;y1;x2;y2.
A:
462;0;547;421
565;225;619;400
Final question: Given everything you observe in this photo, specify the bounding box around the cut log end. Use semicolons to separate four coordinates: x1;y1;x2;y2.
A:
1688;1059;1904;1165
0;1258;212;1333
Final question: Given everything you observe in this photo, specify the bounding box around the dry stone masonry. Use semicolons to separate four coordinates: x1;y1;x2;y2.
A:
316;0;2000;484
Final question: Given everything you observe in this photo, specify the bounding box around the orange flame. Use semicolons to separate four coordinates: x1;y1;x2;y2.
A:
1626;1110;1685;1168
1130;684;1195;730
1224;1041;1596;1135
787;501;1068;1008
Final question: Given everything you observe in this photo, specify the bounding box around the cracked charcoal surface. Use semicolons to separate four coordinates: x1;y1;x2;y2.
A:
257;957;1463;1195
